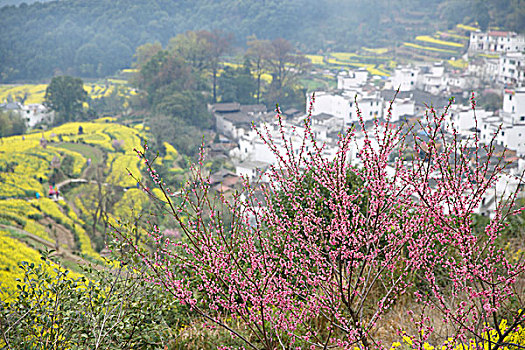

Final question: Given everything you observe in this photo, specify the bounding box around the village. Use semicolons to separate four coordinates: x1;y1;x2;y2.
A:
206;29;525;218
1;29;525;217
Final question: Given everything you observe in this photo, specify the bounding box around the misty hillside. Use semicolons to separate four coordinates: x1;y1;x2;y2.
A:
0;0;53;7
0;0;523;82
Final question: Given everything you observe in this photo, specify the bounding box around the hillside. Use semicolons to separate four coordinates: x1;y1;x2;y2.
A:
0;0;53;7
0;117;185;294
0;0;451;82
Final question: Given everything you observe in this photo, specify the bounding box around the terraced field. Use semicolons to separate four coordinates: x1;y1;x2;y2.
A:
0;118;184;295
0;81;137;105
301;22;475;85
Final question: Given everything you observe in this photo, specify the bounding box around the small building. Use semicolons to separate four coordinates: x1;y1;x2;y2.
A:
210;103;267;141
390;66;419;92
0;102;54;128
235;160;270;181
337;69;369;90
498;52;525;86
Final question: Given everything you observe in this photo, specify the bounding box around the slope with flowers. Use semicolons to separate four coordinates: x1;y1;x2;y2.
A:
0;117;185;295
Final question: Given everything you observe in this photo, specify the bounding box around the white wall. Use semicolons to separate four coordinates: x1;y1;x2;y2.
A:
503;89;525;116
391;67;419;92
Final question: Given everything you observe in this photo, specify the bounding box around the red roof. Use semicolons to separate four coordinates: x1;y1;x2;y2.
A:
489;31;509;37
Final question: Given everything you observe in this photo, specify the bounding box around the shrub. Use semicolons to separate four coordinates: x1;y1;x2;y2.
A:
0;251;179;349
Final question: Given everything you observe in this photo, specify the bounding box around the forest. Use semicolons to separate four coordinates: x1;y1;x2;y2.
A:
0;0;524;82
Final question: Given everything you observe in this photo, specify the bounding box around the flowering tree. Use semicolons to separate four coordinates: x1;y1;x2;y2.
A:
114;95;524;349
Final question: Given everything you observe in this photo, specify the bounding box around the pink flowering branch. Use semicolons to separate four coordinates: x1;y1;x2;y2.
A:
112;93;524;350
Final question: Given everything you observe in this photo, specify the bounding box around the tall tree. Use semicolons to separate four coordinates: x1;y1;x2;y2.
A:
132;42;163;69
168;30;232;103
246;36;271;104
198;30;233;103
264;38;309;105
218;61;257;104
168;31;210;71
44;76;87;123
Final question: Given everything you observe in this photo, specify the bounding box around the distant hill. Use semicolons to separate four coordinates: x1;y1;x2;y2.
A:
0;0;53;7
0;0;523;82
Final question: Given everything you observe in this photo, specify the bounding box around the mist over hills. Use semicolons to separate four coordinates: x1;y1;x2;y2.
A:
0;0;53;6
0;0;523;82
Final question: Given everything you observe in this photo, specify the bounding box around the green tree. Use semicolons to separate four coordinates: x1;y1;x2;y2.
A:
246;36;271;104
132;41;163;69
264;38;309;106
0;110;26;137
168;30;232;103
44;76;87;123
218;61;257;104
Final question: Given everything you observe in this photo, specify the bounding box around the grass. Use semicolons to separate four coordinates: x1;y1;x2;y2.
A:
55;143;103;165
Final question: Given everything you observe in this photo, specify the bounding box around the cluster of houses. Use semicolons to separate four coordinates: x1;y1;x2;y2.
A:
208;29;525;217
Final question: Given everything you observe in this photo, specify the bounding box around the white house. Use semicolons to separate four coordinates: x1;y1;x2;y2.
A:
448;105;493;137
419;63;448;95
235;160;271;181
20;104;54;128
390;66;419;92
308;91;354;124
469;31;525;55
211;103;267;141
307;89;384;126
498;52;525;86
384;97;415;122
498;125;525;156
337;69;369;90
0;102;54;128
502;88;525;119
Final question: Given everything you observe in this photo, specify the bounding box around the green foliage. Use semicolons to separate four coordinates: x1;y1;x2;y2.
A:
44;76;87;124
0;252;180;349
218;63;257;104
0;110;26;137
149;114;208;157
479;91;502;112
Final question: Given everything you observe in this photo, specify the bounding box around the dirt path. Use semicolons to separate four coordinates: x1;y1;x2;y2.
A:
38;217;76;251
0;224;95;267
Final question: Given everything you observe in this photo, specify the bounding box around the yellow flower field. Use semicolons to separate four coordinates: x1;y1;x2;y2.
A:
437;31;469;40
0;82;136;105
447;59;468;69
403;42;457;54
415;35;464;48
457;24;480;32
305;54;324;65
362;47;389;55
0;229;49;295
